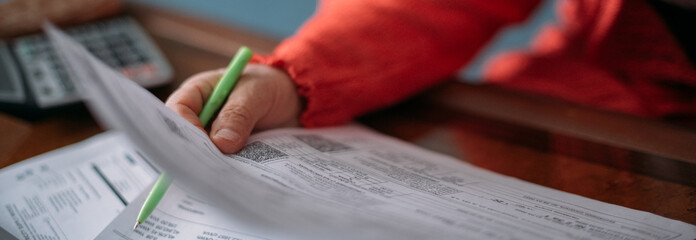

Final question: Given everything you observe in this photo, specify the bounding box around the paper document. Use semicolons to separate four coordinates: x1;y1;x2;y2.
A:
98;127;696;240
98;183;272;240
88;126;696;240
0;133;158;240
44;24;696;240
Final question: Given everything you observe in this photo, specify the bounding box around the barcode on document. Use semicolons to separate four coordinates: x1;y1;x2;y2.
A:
236;141;287;163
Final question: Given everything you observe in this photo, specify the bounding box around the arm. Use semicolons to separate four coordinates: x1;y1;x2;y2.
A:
167;0;541;153
256;0;541;127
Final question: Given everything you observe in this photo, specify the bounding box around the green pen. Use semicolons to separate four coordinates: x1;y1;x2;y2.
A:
134;46;253;230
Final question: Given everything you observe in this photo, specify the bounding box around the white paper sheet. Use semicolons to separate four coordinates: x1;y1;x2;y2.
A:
45;24;696;240
96;127;696;240
0;133;158;240
97;184;273;240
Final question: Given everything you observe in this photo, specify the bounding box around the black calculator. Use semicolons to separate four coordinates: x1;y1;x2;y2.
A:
0;17;172;116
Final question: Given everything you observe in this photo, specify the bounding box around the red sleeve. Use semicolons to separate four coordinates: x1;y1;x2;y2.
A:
254;0;541;127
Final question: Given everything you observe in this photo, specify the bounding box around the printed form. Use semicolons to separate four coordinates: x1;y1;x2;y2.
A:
44;24;695;240
0;133;158;240
97;127;696;240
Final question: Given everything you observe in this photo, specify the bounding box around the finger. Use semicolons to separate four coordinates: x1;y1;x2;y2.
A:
209;78;273;153
165;69;226;132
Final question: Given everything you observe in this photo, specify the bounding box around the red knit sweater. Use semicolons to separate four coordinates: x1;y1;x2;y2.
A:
254;0;696;127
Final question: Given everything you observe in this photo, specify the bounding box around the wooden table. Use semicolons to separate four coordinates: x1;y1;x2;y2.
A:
1;4;694;225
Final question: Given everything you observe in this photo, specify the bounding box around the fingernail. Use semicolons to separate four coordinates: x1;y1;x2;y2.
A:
215;129;241;143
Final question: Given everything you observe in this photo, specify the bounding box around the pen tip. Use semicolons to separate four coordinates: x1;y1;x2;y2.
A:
133;222;140;230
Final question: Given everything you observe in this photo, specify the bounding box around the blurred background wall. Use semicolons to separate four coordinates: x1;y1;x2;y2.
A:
130;0;316;39
131;0;558;81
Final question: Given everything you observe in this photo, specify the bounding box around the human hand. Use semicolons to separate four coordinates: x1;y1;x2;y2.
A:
166;64;301;153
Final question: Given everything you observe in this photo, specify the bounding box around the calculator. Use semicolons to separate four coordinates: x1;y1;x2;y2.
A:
0;16;173;115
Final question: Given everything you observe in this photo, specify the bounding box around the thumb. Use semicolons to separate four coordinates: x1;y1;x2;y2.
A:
208;80;272;154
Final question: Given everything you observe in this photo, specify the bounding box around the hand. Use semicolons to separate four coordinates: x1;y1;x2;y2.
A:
166;64;301;153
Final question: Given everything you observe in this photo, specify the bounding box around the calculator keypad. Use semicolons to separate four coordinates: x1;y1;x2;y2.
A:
13;17;172;108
